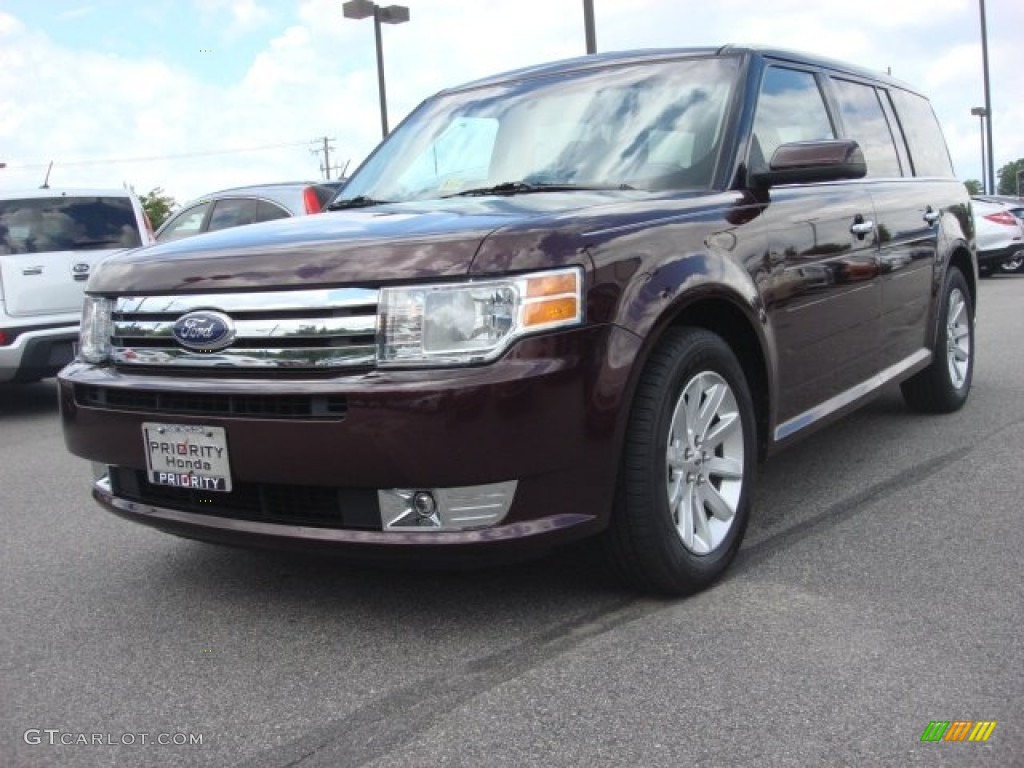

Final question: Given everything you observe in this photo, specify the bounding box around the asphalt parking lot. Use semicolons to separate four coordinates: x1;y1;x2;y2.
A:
1;276;1022;768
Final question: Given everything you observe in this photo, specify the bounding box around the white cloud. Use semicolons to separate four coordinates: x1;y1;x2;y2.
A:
194;0;272;30
1;0;1022;201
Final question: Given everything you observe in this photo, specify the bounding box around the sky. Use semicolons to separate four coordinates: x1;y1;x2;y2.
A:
1;0;1021;204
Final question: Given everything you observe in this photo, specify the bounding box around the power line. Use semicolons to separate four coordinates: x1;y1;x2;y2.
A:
4;140;315;170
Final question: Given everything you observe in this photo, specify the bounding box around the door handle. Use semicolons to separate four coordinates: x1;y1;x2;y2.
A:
923;207;940;225
850;219;875;237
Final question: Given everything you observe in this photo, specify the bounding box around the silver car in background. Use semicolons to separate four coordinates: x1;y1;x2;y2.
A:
155;181;345;243
973;196;1024;275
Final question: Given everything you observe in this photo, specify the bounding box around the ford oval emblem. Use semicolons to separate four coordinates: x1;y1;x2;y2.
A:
171;310;236;351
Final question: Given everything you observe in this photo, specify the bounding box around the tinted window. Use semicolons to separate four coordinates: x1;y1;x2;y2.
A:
832;79;902;177
0;196;142;254
207;198;262;233
750;67;835;173
888;89;954;177
157;202;211;242
255;200;290;223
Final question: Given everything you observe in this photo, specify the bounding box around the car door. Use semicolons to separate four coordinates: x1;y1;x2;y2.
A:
746;64;881;428
829;77;944;369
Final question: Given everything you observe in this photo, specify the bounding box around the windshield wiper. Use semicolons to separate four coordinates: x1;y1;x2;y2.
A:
326;195;391;210
446;181;634;198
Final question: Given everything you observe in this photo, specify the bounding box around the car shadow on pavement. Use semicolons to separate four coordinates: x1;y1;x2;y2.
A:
0;379;60;419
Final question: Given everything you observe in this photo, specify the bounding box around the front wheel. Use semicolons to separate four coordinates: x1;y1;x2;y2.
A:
900;266;974;413
603;328;757;595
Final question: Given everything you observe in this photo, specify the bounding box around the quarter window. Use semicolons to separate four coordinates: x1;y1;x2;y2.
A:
832;79;902;177
750;67;835;174
207;198;262;233
888;89;954;177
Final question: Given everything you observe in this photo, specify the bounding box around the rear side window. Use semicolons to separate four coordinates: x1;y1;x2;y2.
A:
207;198;262;233
255;200;290;224
0;196;142;254
831;79;902;177
888;89;954;177
750;67;835;173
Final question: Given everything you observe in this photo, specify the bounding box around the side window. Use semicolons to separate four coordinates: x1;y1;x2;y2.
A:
750;67;835;173
255;200;290;224
831;79;902;177
888;89;954;177
156;202;211;242
207;198;261;233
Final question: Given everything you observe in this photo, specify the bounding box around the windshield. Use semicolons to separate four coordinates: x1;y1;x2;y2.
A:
339;57;739;204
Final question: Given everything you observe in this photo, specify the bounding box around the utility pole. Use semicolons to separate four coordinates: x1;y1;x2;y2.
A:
310;136;343;180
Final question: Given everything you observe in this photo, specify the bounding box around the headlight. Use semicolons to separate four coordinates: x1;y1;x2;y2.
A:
79;296;113;363
378;267;583;366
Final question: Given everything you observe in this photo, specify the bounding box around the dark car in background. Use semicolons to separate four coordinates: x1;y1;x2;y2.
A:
60;46;975;595
155;181;345;242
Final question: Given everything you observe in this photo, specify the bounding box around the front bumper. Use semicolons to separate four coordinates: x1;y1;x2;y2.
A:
59;324;640;553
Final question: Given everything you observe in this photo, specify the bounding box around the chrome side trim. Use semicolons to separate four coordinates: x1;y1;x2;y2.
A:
774;349;931;442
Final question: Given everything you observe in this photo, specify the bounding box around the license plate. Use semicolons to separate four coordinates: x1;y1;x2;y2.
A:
142;423;232;492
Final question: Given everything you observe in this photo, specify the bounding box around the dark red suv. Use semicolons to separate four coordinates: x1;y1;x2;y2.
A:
59;46;976;594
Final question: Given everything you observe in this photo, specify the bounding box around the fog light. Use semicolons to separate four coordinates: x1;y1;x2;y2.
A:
412;491;437;519
379;481;518;531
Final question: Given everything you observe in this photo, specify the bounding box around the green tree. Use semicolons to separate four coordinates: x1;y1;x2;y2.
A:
139;187;177;229
996;158;1024;197
964;179;982;195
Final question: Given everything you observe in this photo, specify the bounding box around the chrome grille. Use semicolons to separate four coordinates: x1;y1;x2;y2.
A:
111;288;379;370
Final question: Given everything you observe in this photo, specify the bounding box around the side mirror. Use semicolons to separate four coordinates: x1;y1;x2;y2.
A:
751;139;867;188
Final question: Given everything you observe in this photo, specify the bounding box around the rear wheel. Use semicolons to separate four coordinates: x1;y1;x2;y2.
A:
604;328;756;595
900;266;973;413
999;252;1024;274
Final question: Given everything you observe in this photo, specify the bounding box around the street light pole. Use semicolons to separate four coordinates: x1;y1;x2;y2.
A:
979;0;995;195
372;8;388;137
971;107;987;193
342;0;410;139
583;0;596;54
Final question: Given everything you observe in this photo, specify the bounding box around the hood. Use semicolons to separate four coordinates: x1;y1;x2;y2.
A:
87;191;646;294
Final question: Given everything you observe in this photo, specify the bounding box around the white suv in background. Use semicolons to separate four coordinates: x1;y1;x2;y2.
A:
0;188;153;383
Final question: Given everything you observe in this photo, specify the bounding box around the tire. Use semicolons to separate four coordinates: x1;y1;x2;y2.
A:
603;327;757;595
900;266;974;413
1000;254;1024;273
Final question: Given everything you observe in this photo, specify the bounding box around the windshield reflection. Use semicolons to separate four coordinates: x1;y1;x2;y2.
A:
340;57;740;204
